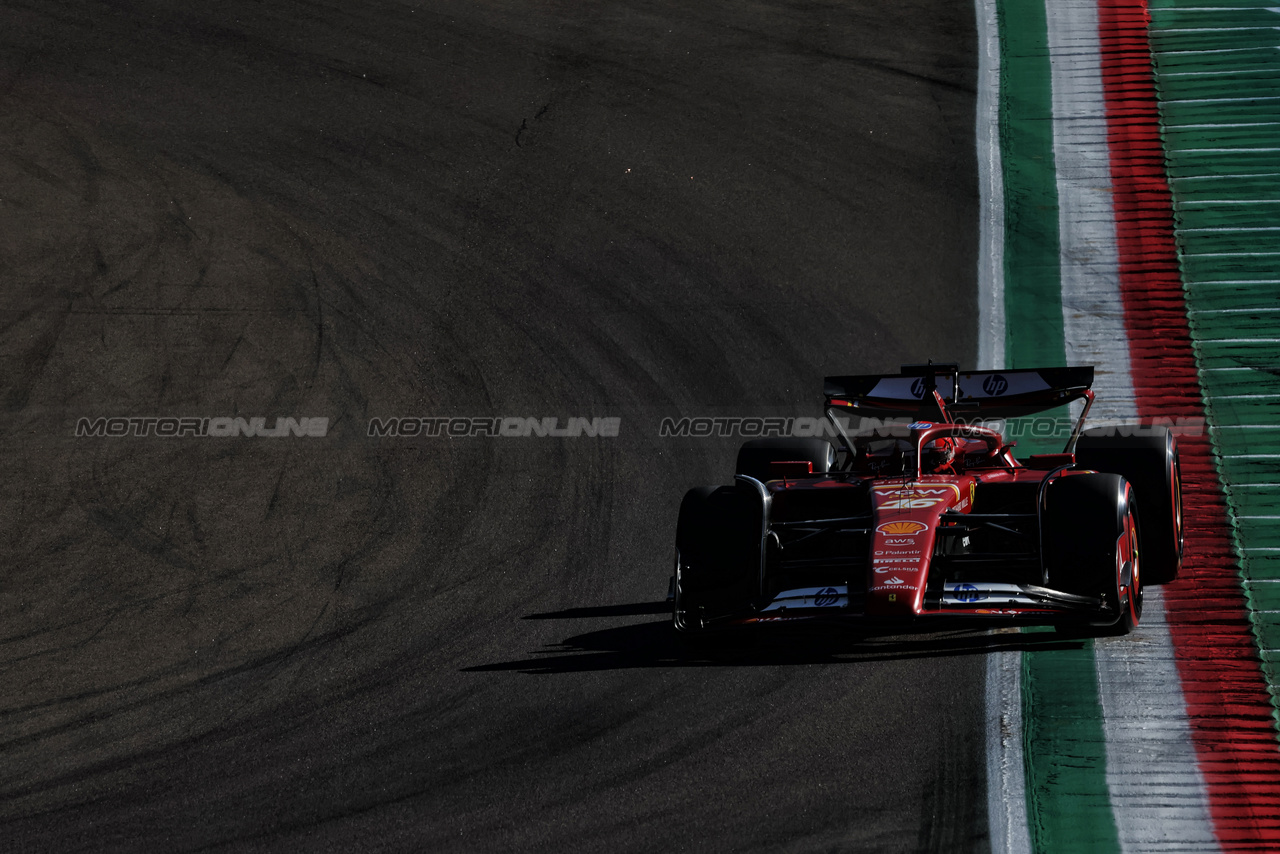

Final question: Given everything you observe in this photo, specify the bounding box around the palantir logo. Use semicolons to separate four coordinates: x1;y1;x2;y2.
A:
982;373;1009;396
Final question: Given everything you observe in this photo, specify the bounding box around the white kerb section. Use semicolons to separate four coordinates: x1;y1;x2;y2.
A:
1046;0;1219;850
1047;0;1136;426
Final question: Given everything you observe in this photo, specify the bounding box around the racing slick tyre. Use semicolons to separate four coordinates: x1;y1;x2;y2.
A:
735;438;835;482
672;485;761;634
1043;473;1143;636
1075;427;1183;584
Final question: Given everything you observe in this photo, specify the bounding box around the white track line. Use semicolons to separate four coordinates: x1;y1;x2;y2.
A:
976;0;1006;376
1045;1;1219;850
986;637;1032;854
976;0;1029;850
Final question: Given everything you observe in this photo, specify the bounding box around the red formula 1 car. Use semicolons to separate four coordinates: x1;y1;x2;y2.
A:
670;364;1183;636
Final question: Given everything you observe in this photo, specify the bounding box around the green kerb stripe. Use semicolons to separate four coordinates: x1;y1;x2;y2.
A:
996;0;1121;851
998;0;1064;377
1021;628;1121;851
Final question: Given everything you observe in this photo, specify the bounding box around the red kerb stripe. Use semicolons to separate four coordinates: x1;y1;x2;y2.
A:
1096;0;1280;846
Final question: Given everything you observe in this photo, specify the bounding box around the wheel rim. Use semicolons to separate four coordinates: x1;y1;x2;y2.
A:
672;552;691;631
1120;504;1142;625
671;556;704;633
1172;449;1184;562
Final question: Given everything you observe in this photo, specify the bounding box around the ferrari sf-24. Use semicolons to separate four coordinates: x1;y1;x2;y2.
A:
670;364;1183;636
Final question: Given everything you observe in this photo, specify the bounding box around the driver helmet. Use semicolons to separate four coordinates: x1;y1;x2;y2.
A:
922;437;956;472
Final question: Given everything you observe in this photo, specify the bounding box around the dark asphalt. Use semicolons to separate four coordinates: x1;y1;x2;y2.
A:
0;1;985;850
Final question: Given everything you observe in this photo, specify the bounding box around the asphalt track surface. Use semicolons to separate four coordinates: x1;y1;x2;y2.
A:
1;1;992;850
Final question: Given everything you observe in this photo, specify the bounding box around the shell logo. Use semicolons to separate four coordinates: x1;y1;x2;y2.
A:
877;521;928;535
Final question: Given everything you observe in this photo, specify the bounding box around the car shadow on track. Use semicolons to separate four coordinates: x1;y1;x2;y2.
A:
461;603;1087;674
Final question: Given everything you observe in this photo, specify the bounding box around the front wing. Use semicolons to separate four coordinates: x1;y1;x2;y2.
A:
671;578;1111;630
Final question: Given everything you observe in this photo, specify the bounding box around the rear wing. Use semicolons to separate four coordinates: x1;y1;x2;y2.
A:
823;365;1094;419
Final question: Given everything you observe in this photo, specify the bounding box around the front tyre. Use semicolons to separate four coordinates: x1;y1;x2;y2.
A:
735;438;835;481
672;485;758;634
1076;427;1182;584
1044;473;1142;635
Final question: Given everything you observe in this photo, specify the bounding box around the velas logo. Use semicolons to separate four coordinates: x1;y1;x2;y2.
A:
880;497;944;509
874;485;958;498
874;485;960;509
878;521;928;535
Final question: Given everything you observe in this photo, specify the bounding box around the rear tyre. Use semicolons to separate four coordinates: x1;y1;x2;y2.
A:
1076;427;1182;584
672;485;759;634
735;438;835;482
1043;473;1142;635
